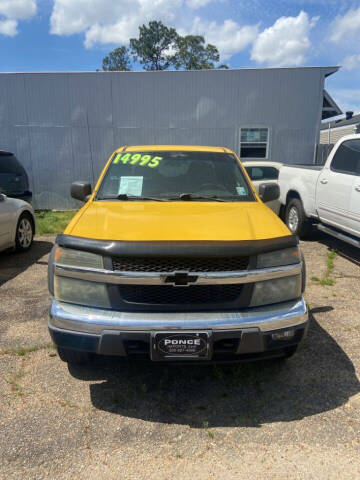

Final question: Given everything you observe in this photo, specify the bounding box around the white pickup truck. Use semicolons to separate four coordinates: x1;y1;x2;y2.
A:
278;134;360;247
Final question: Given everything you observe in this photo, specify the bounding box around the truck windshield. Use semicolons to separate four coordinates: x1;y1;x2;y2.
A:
97;151;255;202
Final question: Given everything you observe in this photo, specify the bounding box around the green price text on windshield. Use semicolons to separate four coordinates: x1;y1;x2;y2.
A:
113;153;163;168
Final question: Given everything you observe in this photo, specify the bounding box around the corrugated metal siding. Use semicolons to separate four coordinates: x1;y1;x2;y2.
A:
0;68;330;209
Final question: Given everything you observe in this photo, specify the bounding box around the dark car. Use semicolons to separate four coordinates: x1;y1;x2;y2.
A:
0;151;32;203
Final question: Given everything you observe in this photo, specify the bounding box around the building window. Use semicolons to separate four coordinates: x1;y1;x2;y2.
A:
240;128;269;159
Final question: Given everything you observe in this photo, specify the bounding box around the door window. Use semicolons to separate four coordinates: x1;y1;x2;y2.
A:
245;166;279;181
331;140;360;175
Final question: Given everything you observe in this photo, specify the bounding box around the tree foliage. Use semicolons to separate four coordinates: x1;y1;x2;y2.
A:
102;46;132;71
172;35;222;70
102;21;228;72
130;20;178;71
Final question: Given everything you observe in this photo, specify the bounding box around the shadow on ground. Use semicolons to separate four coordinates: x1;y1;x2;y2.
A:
0;239;53;286
69;310;360;428
303;229;360;266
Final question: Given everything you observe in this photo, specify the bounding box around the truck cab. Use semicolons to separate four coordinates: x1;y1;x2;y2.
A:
316;136;360;239
48;145;308;365
279;135;360;246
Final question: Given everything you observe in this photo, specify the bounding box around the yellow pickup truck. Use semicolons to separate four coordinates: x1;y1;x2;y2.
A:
48;145;308;365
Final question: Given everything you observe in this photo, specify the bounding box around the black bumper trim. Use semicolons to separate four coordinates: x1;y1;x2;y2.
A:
49;321;308;362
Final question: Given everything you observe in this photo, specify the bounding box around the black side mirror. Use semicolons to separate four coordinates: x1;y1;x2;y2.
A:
0;193;7;202
71;182;92;202
258;182;280;203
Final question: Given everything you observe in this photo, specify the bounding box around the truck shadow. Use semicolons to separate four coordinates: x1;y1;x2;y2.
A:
69;310;360;428
303;230;360;266
0;239;53;287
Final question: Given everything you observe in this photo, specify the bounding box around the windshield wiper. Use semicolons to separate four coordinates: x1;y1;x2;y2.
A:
174;193;228;202
97;194;167;201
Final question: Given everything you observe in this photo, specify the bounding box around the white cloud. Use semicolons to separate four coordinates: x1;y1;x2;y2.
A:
0;0;36;36
343;54;360;71
51;0;183;47
50;0;257;59
251;11;317;67
0;0;36;19
186;0;217;9
331;88;360;114
330;7;360;43
0;18;17;36
187;18;258;59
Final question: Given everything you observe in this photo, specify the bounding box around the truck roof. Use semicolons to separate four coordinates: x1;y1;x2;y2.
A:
114;145;234;154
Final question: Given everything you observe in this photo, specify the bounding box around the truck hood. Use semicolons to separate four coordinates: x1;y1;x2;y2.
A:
65;201;290;242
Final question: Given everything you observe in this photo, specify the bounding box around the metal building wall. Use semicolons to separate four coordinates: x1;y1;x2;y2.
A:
0;67;334;209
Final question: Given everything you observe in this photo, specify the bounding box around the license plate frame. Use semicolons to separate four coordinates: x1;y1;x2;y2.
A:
150;331;212;361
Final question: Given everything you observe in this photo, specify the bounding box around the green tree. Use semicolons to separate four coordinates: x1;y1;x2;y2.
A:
172;35;228;70
130;20;178;70
102;46;132;71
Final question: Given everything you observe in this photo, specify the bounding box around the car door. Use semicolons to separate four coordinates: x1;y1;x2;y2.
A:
348;143;360;236
244;164;280;213
0;195;14;250
316;139;360;233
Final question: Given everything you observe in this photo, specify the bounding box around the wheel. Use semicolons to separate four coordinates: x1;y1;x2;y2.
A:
285;198;311;238
57;347;92;365
15;212;34;251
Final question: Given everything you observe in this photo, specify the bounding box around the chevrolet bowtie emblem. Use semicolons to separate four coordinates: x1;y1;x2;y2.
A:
164;272;198;287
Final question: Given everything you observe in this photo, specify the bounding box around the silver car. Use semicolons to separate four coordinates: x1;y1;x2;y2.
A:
0;194;35;252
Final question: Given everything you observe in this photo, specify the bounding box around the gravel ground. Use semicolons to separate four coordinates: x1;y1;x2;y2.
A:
0;232;359;480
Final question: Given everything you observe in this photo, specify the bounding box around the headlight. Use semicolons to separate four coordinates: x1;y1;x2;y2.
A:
250;275;301;307
54;276;110;308
54;246;103;269
257;247;300;268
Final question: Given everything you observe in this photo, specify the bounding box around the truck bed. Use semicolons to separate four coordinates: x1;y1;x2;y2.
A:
278;164;323;217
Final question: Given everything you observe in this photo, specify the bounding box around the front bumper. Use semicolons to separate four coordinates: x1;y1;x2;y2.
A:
49;297;309;362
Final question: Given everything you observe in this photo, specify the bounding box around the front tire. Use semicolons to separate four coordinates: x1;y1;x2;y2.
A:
57;347;92;365
15;212;34;251
285;198;311;238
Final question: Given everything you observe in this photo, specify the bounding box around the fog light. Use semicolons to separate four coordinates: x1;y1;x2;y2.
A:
271;330;295;341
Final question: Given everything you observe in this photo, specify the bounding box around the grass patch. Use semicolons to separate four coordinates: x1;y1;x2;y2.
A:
16;346;41;356
319;277;335;286
35;210;77;236
59;399;78;409
311;250;337;287
2;343;55;357
6;370;25;398
201;420;214;439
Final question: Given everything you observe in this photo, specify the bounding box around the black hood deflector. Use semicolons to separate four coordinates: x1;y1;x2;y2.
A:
55;234;299;258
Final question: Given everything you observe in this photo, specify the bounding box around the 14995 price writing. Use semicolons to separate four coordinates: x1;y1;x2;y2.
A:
113;153;163;168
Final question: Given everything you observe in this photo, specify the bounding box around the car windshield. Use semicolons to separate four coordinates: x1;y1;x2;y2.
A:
97;150;255;202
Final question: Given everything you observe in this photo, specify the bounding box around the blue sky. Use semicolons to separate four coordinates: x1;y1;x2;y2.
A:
1;0;360;113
